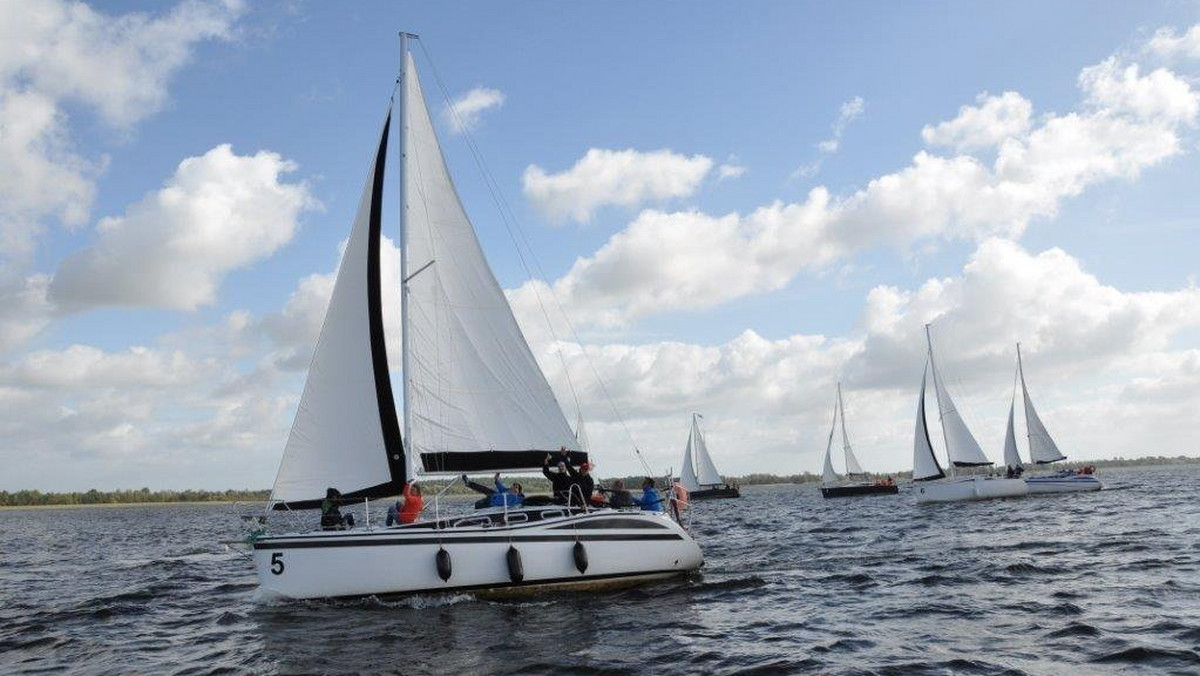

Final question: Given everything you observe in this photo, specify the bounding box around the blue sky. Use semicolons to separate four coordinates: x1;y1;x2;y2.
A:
3;0;1200;490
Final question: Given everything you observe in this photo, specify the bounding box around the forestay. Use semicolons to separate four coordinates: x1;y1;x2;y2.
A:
270;112;405;508
400;52;580;473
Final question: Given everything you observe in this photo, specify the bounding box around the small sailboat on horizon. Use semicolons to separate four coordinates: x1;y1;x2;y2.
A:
1002;343;1102;494
912;325;1029;504
678;414;740;500
819;383;898;498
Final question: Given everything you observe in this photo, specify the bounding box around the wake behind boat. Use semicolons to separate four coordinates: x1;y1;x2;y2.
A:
819;383;898;498
1002;343;1102;495
250;34;702;600
677;414;740;500
911;325;1028;504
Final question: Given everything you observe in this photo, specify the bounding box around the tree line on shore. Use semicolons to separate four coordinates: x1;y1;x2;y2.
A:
3;455;1195;507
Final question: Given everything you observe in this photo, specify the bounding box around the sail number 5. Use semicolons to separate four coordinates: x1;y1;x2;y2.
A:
270;552;285;575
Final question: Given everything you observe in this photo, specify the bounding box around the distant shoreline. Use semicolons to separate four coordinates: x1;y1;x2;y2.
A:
3;456;1196;508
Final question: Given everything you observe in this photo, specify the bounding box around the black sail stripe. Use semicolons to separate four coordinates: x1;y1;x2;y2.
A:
914;374;946;482
369;110;406;489
420;450;588;473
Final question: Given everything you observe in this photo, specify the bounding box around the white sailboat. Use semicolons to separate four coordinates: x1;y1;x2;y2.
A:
1003;343;1101;494
678;414;740;500
819;383;898;498
252;34;702;600
911;325;1028;504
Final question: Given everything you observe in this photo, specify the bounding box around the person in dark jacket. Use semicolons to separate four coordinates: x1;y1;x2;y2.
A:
542;455;573;504
565;462;596;507
320;487;355;530
603;479;635;508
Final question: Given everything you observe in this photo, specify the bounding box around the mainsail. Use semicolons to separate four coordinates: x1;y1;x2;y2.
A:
926;325;992;467
680;427;700;492
690;415;724;486
912;364;946;482
838;383;866;476
399;51;581;473
1018;344;1065;464
270;111;404;508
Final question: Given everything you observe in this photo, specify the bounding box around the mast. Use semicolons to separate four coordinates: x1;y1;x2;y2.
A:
925;323;955;478
398;31;414;477
1017;341;1028;458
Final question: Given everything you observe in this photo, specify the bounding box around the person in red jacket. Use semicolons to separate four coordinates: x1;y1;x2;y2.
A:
387;481;423;526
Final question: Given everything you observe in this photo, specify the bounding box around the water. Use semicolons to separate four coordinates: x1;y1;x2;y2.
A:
2;466;1198;675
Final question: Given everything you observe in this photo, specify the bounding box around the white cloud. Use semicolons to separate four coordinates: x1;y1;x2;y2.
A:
50;144;318;311
0;0;244;264
794;96;865;179
1146;24;1200;60
921;91;1033;152
443;86;504;133
0;275;53;354
528;50;1197;327
523;148;715;224
717;163;747;181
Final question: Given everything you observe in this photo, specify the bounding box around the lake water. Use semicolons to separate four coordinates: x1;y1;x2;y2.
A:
2;466;1199;674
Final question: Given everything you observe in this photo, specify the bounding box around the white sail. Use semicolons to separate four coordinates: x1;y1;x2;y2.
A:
1019;356;1066;464
691;415;724;486
680;428;700;492
926;326;991;468
912;365;945;482
1003;400;1022;469
838;383;866;476
400;52;578;473
271;112;404;505
574;410;591;455
821;394;839;485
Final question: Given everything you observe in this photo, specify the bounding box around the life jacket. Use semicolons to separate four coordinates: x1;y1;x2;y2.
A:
671;483;689;509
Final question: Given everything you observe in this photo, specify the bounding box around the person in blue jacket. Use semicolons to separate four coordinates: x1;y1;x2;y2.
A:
462;473;524;509
632;478;664;512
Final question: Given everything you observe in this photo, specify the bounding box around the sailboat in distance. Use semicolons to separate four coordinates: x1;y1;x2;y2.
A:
819;383;898;498
251;34;702;600
911;324;1029;504
1003;343;1101;494
678;414;740;500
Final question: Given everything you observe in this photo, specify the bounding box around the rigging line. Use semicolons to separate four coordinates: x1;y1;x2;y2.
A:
416;41;653;474
413;40;583;424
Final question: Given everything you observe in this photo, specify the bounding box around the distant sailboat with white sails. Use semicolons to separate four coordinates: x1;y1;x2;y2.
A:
678;414;740;500
1002;343;1101;494
819;383;898;498
911;325;1028;504
250;34;702;599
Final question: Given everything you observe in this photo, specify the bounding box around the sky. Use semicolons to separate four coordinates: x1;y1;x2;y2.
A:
3;0;1200;491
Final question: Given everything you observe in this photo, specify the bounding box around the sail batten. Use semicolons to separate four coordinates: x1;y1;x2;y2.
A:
400;51;579;472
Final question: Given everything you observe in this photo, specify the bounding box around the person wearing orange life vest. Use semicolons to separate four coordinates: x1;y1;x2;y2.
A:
387;481;423;526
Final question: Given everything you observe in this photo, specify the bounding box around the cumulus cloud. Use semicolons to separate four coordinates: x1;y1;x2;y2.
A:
0;0;243;264
921;91;1033;152
522;148;715;224
1146;24;1200;60
0;275;53;354
520;49;1197;327
514;239;1200;477
50;144;318;311
443;86;504;133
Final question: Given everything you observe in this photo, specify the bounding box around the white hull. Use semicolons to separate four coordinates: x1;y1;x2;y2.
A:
253;508;703;600
915;476;1029;504
1026;473;1102;494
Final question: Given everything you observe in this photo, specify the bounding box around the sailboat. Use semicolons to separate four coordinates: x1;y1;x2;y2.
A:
1002;343;1101;494
819;383;898;498
678;414;740;500
251;34;702;600
911;325;1029;504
